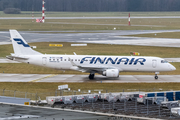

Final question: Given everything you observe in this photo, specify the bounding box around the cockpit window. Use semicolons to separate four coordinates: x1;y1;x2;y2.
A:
161;60;168;63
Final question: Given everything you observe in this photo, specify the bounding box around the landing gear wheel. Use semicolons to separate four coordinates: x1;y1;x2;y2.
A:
155;75;158;79
89;74;94;80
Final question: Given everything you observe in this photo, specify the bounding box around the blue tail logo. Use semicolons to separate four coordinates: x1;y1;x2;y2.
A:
14;38;30;47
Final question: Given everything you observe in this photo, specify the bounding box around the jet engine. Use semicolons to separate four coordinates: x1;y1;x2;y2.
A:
102;69;119;77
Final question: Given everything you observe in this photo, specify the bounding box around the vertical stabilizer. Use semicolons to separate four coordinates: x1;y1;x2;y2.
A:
10;29;42;55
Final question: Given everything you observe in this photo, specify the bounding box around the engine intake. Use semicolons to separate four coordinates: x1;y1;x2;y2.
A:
102;69;119;78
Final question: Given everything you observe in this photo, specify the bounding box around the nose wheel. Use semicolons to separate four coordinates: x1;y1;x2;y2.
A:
155;75;158;79
89;73;95;80
154;72;159;79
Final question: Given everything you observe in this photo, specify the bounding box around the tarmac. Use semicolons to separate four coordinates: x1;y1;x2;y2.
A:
1;30;180;47
0;73;180;83
1;16;180;19
0;103;111;120
0;58;20;63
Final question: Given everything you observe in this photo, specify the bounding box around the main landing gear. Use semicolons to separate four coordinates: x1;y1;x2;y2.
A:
89;73;95;80
154;72;159;79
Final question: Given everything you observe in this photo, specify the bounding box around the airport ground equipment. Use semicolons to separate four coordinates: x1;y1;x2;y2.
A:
74;95;85;103
99;93;118;102
154;97;166;105
40;90;180;119
118;94;129;101
161;101;179;110
137;97;154;105
46;96;63;106
139;91;180;102
63;96;74;104
119;92;140;101
84;94;98;102
171;107;180;116
137;96;166;105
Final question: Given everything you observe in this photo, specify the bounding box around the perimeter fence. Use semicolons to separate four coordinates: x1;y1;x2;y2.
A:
0;88;175;100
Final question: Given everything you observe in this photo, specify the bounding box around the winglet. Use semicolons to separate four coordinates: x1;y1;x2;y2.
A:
73;52;77;55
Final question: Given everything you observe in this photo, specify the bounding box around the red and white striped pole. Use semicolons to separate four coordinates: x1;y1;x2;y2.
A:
32;10;34;22
128;13;130;26
42;0;45;23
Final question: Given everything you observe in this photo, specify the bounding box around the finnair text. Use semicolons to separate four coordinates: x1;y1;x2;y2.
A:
80;57;146;65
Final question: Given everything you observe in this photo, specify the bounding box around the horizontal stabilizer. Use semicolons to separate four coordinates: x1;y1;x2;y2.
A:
6;55;29;60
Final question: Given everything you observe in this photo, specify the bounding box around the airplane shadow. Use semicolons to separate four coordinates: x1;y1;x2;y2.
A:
81;76;120;81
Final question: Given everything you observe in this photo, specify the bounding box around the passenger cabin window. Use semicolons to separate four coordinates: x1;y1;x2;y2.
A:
161;60;168;63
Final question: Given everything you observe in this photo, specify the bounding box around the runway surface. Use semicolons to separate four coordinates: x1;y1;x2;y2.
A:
0;103;110;120
0;58;20;63
1;16;180;19
1;30;180;47
48;22;165;27
0;73;180;83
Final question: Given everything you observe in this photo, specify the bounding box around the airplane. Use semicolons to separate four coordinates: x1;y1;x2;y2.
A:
7;30;176;80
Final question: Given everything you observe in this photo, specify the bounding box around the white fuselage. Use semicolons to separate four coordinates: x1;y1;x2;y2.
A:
14;54;176;73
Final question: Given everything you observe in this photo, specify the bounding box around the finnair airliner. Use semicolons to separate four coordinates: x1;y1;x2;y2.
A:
7;30;176;80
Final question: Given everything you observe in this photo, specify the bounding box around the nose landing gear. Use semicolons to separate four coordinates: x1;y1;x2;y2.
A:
154;72;159;79
155;75;158;79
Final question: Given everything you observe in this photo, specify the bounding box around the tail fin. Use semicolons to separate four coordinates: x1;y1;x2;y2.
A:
10;29;42;55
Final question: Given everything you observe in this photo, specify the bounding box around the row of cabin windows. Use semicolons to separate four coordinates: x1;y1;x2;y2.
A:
49;59;128;62
49;59;88;62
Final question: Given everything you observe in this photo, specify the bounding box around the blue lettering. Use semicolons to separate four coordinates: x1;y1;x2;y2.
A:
129;58;135;65
117;58;129;65
80;57;91;64
94;57;106;64
105;57;118;64
80;57;146;65
134;58;146;65
90;57;96;64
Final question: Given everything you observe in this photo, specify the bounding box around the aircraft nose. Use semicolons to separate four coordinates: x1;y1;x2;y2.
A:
169;64;176;71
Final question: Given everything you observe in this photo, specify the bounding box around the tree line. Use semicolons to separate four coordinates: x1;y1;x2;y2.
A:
0;0;180;12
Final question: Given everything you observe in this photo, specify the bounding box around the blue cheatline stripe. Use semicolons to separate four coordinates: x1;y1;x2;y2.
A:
14;38;30;47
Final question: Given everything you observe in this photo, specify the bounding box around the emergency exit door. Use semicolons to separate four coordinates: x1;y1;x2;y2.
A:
152;59;157;68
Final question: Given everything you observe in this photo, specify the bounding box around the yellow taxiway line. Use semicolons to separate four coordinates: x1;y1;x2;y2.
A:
29;74;58;82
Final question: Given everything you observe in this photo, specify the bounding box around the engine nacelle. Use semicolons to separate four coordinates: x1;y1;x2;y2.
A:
102;69;119;78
